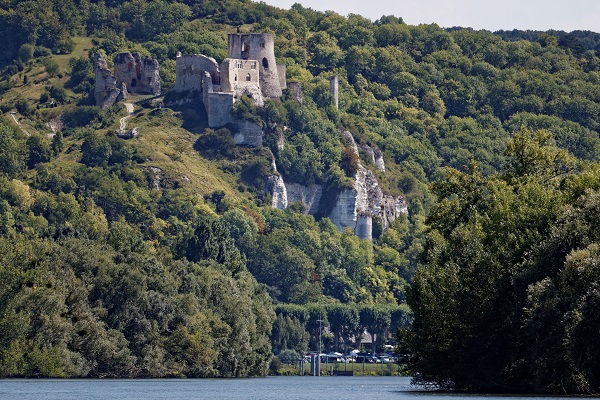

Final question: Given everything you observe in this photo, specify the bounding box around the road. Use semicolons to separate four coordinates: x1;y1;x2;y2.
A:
119;103;135;131
9;112;30;136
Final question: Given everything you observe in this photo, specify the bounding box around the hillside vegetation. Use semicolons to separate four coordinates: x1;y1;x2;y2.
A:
1;0;600;390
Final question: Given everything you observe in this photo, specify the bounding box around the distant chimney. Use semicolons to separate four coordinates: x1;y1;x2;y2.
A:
330;75;339;109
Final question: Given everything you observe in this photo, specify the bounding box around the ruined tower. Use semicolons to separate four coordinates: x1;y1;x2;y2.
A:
330;75;339;109
227;33;283;98
114;52;161;96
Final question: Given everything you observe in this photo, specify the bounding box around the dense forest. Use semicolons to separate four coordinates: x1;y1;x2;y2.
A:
1;0;600;391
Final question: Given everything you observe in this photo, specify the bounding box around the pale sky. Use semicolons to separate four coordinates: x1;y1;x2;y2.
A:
260;0;600;32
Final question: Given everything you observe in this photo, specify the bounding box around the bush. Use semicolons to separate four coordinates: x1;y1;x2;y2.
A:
269;356;282;375
277;349;301;364
18;44;35;63
62;106;106;128
41;58;59;76
194;128;236;158
15;99;34;117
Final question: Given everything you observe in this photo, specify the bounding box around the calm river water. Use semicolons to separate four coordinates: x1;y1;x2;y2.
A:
0;376;581;400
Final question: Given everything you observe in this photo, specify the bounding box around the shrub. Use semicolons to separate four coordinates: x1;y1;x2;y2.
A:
18;44;35;63
62;106;106;128
15;99;34;117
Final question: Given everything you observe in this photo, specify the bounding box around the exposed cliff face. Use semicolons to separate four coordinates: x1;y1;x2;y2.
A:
286;183;323;215
266;130;407;240
267;175;287;209
360;143;385;172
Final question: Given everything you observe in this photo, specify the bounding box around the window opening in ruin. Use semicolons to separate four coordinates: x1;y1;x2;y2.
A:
131;79;137;87
241;42;250;60
251;62;256;69
246;73;251;81
234;74;237;81
260;41;265;48
262;58;269;69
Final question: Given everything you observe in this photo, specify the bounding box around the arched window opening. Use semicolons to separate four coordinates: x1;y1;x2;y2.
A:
262;57;269;69
246;73;251;81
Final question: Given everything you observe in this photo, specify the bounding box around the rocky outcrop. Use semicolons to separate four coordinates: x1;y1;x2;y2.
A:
360;143;385;172
267;175;288;209
286;183;323;215
265;130;406;240
328;131;406;240
380;195;409;230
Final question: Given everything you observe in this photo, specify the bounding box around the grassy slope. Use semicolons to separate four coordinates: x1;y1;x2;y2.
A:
3;37;252;202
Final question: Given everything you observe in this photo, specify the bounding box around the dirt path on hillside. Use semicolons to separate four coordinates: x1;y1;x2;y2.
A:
10;112;30;136
119;103;135;131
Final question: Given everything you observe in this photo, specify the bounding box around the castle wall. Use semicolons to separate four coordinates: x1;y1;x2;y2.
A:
277;64;287;89
220;58;264;105
227;33;282;98
330;75;339;109
114;52;161;95
175;54;220;92
202;70;234;129
287;82;303;106
94;52;123;110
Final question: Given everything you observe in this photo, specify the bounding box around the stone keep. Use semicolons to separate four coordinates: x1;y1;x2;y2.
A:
227;33;283;98
173;33;287;129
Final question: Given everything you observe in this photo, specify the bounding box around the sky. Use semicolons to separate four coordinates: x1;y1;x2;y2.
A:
260;0;600;32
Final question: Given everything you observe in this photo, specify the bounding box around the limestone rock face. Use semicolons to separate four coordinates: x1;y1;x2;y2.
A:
380;195;409;230
286;183;323;215
267;175;288;209
361;143;386;172
287;82;303;106
265;130;407;240
373;147;385;172
328;131;406;240
233;120;264;147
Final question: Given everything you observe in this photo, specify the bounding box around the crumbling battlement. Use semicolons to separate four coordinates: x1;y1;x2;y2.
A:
94;53;127;110
94;52;161;109
114;52;161;96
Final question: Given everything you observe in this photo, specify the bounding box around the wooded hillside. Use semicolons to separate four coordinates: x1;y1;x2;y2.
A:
1;0;600;390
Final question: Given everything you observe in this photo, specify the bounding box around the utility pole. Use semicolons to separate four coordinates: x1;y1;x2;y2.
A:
316;312;323;376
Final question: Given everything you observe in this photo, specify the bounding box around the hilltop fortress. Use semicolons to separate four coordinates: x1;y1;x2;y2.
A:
174;33;286;127
91;33;407;241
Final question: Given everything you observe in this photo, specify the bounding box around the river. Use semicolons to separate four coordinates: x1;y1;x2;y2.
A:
0;376;577;400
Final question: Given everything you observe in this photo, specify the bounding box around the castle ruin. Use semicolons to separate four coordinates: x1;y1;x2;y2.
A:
174;33;286;128
94;52;161;110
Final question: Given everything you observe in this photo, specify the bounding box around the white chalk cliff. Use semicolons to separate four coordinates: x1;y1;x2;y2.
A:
268;131;407;240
